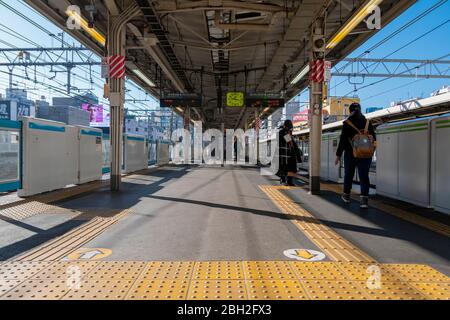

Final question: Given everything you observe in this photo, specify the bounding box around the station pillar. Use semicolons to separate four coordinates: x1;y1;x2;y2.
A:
309;18;326;195
107;5;140;191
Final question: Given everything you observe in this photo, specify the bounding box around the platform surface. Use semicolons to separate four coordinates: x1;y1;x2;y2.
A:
0;165;449;300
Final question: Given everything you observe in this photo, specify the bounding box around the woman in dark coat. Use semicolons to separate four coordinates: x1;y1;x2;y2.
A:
276;120;302;186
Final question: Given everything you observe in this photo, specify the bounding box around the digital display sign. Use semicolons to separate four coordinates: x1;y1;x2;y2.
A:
160;94;202;109
245;96;285;109
226;92;244;107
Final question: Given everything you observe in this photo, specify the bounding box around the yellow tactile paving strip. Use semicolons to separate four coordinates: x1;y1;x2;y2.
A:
0;261;448;300
297;176;450;238
0;181;107;221
14;209;131;262
260;185;375;263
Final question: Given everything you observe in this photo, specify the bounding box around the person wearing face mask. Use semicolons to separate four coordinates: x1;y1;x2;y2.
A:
335;103;376;209
276;120;303;186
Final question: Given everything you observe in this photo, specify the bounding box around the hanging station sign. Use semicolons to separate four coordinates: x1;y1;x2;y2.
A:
245;94;285;109
160;93;202;109
226;92;245;107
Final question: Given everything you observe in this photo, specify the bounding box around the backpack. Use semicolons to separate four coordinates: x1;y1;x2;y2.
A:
346;119;375;159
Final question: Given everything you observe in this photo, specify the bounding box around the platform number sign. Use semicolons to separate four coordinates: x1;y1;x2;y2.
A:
0;101;11;120
17;104;30;117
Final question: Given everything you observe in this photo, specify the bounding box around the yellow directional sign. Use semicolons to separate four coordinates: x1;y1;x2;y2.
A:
283;248;326;261
65;248;112;261
295;249;316;260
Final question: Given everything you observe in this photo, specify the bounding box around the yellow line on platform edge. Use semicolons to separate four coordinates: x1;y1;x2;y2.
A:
259;185;374;263
296;176;450;238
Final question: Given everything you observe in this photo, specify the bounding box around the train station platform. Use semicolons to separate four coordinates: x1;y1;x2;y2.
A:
0;165;449;300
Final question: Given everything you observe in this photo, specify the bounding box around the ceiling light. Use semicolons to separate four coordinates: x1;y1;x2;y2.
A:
132;69;156;87
65;9;106;46
326;0;383;49
290;64;310;85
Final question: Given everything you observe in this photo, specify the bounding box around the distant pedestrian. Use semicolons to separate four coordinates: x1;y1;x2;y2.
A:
277;120;302;186
335;103;376;209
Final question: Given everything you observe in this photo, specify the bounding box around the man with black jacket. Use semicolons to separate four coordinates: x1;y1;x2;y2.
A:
335;103;376;209
277;120;302;186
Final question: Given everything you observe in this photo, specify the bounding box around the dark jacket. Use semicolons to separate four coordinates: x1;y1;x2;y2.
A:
336;113;376;158
277;127;302;176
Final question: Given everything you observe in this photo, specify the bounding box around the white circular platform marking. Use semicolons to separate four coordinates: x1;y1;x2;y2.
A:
283;248;326;261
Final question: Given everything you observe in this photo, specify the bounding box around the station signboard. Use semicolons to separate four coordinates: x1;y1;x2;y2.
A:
160;93;202;109
0;101;11;120
226;92;245;107
245;95;285;109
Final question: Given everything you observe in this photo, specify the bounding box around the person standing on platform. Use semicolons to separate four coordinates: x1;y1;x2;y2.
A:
335;103;376;209
277;120;302;186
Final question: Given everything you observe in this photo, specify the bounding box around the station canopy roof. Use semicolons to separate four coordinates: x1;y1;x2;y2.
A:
25;0;415;129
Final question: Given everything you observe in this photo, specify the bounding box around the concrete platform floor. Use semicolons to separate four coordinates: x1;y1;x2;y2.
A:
0;165;449;300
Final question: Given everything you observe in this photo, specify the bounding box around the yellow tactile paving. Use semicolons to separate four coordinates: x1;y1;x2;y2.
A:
0;261;448;300
126;279;190;300
243;261;297;280
0;280;21;296
409;282;450;300
188;280;247;300
86;261;147;280
290;261;348;281
386;264;450;283
193;261;244;280
297;177;450;238
302;280;367;300
0;181;106;221
337;263;404;282
360;281;426;300
63;279;135;300
0;261;52;280
141;261;194;280
2;279;70;300
15;209;131;262
247;280;309;300
30;261;100;280
259;185;375;263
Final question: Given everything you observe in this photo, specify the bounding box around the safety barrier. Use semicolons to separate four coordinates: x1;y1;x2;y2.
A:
123;134;148;173
431;115;450;214
377;115;450;214
78;126;103;184
0;119;21;192
19;118;79;197
320;132;343;183
157;140;170;165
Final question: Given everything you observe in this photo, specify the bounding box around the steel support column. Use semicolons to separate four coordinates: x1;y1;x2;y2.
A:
309;18;326;195
108;4;140;191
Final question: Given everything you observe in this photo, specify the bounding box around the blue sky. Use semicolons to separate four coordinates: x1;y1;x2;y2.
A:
0;0;449;114
296;0;450;111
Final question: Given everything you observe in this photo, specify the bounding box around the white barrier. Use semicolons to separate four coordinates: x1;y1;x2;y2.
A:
157;142;170;165
19;117;78;197
78;126;103;184
320;133;343;183
124;134;148;173
377;118;432;208
431;116;450;214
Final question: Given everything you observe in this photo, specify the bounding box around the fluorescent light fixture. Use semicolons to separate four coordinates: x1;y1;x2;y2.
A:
65;9;106;46
132;69;156;87
290;64;310;85
326;0;383;49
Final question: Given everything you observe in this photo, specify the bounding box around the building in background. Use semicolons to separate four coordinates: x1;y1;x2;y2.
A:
324;97;360;123
0;89;36;121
